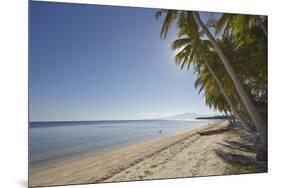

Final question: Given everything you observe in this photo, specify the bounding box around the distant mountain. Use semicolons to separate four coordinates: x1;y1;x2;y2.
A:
165;112;219;120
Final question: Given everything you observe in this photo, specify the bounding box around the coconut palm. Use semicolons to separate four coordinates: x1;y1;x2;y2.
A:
156;10;267;160
214;13;267;39
194;63;231;114
192;12;267;154
171;12;250;130
155;9;179;39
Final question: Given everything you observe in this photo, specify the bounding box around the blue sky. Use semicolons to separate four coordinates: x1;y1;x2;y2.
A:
29;1;217;121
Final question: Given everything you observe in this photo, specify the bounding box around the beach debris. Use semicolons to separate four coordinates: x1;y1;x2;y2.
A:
197;127;229;136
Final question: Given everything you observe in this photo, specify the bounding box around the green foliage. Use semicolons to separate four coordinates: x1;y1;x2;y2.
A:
155;9;178;39
156;10;267;124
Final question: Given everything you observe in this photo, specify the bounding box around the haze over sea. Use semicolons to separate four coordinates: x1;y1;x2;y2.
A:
29;119;216;171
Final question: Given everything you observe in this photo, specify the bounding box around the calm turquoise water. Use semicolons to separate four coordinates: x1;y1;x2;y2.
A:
29;119;215;168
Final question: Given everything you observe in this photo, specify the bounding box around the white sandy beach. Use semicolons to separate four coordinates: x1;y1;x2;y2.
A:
29;121;259;187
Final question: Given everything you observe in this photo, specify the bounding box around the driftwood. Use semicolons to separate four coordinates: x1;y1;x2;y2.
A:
197;127;229;136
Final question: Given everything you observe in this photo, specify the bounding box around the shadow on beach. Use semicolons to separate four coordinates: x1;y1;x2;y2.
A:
214;124;267;174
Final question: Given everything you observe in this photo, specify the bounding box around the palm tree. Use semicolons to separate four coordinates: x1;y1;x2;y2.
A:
214;13;267;39
155;9;179;39
171;13;250;130
156;10;267;160
192;12;267;156
194;63;232;114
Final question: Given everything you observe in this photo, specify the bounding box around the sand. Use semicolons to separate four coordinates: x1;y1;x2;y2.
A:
29;120;258;187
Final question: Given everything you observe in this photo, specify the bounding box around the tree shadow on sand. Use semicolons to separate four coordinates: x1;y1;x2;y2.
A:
218;141;257;154
215;148;257;165
214;131;267;174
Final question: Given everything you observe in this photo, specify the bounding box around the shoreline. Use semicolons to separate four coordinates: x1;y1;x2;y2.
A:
29;120;262;187
30;120;218;174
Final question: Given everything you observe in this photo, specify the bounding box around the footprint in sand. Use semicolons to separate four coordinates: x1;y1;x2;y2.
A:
144;170;153;175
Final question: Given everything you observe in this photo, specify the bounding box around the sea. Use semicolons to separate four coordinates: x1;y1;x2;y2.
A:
29;119;216;171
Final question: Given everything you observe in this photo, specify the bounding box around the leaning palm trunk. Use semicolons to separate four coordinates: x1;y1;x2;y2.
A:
254;15;267;37
193;11;267;161
224;111;234;123
203;59;249;131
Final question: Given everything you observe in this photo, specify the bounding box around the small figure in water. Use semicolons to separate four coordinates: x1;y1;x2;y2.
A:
159;130;162;134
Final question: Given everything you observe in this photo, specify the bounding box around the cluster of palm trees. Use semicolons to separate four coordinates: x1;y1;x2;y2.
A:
156;10;267;161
